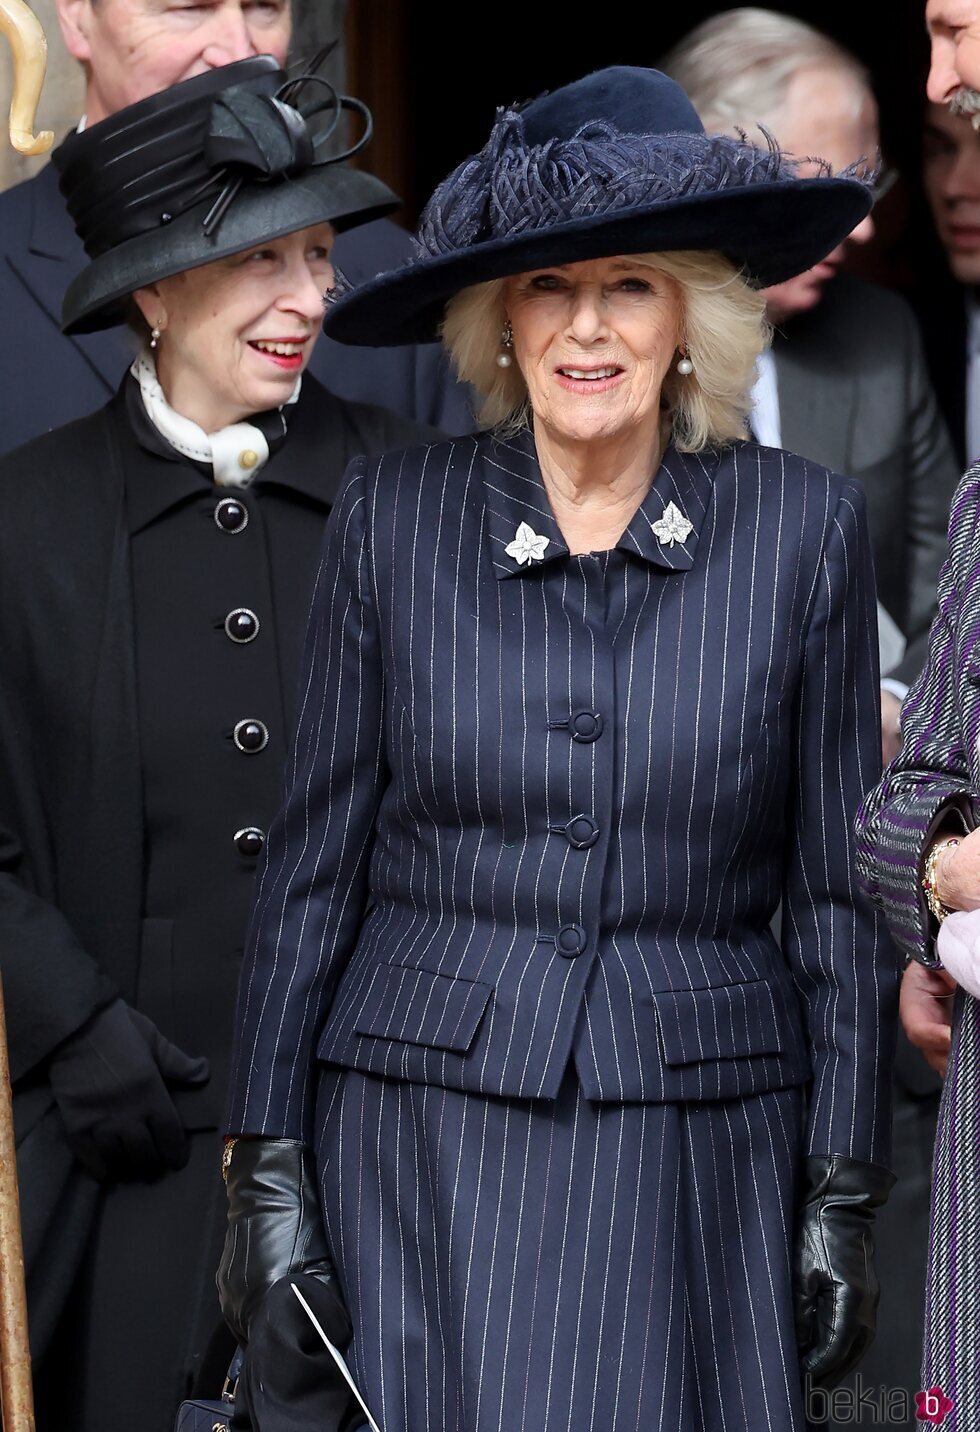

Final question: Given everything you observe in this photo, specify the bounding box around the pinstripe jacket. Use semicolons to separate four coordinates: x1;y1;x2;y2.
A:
856;463;980;962
227;430;896;1163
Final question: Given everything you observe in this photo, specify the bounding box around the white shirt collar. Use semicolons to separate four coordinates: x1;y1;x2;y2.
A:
130;349;301;488
748;348;781;450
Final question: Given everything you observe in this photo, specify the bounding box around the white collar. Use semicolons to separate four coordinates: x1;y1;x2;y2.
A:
130;349;301;488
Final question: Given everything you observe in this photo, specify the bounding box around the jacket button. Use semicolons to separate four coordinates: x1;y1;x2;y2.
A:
555;924;587;958
564;815;599;849
214;497;249;533
225;608;260;644
570;709;603;742
234;719;269;754
234;827;264;857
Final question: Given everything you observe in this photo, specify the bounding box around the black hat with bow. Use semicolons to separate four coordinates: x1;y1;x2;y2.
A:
55;53;399;335
324;65;875;347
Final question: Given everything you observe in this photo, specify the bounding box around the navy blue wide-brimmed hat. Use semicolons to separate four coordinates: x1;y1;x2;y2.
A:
55;54;400;335
324;65;873;348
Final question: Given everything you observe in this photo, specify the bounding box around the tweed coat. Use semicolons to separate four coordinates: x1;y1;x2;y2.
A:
228;429;894;1157
854;461;980;957
855;460;980;1424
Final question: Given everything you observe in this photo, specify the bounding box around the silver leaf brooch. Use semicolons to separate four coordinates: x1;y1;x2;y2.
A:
650;501;693;548
505;521;550;565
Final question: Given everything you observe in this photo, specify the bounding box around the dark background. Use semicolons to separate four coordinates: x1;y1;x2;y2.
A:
345;0;935;292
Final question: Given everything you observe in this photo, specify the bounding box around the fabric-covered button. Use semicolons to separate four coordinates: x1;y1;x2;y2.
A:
234;827;264;857
225;608;260;644
570;709;603;742
214;498;249;533
555;924;587;958
564;815;599;849
233;719;269;754
239;449;259;471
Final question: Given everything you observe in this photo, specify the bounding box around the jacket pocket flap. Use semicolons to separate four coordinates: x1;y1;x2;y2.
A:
653;980;784;1066
354;964;493;1054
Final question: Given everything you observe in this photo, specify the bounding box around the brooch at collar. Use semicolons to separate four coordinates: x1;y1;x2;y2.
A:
650;501;693;548
505;521;550;566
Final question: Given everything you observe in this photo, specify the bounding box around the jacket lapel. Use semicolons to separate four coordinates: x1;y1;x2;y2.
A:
482;431;569;578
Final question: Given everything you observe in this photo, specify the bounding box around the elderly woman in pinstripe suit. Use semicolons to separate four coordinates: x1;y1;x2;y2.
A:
218;68;899;1432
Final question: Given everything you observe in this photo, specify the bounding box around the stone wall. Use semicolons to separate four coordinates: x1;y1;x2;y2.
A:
0;0;345;192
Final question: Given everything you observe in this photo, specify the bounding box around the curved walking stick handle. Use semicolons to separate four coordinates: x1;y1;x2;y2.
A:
0;0;53;156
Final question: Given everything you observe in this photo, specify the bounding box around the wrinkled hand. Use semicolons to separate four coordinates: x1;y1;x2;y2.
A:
48;998;209;1181
900;960;957;1078
935;826;980;913
218;1138;351;1349
794;1155;895;1393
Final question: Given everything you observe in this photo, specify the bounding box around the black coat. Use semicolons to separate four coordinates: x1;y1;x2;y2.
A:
0;161;474;457
0;376;432;1370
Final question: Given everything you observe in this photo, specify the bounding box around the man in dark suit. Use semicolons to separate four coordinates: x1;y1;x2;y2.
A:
920;99;980;470
663;10;960;762
0;0;473;453
663;15;959;1428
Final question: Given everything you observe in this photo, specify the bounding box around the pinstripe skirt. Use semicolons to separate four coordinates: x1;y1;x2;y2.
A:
314;1068;807;1432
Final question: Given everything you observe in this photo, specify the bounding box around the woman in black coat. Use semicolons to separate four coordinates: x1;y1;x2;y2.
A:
0;57;432;1432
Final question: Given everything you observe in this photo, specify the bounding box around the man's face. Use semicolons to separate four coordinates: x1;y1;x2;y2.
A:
927;0;980;104
57;0;292;124
760;66;879;325
924;101;980;283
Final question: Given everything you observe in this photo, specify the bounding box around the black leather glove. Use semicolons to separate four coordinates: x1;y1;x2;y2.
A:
794;1153;896;1392
217;1137;351;1350
230;1273;363;1432
48;997;209;1182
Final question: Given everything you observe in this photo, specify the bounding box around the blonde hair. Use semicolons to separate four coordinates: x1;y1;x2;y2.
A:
440;251;770;452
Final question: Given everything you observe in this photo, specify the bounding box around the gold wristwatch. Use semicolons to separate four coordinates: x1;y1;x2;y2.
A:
221;1136;239;1184
922;837;961;924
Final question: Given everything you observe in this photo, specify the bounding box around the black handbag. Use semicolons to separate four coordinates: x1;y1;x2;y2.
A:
175;1353;240;1432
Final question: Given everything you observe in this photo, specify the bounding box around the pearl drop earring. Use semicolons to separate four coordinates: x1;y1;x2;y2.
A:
676;352;694;376
496;320;514;369
150;327;162;350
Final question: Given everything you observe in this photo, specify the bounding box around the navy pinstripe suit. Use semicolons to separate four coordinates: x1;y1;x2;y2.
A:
227;430;896;1431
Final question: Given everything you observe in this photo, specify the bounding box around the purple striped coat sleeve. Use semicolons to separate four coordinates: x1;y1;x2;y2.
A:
855;466;980;965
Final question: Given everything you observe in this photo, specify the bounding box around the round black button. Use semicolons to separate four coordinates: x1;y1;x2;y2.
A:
234;827;264;857
234;719;269;754
214;497;249;534
556;924;587;958
570;709;603;742
565;815;599;849
225;608;260;644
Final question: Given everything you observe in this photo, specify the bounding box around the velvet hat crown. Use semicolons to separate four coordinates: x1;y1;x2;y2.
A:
55;54;400;335
323;65;874;347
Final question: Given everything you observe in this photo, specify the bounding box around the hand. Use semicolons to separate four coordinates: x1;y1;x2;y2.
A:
48;998;209;1182
900;959;957;1077
880;689;902;767
794;1154;895;1392
217;1137;351;1349
934;826;980;913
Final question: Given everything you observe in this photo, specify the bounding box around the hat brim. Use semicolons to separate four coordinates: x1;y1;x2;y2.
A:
62;166;400;335
323;178;869;347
